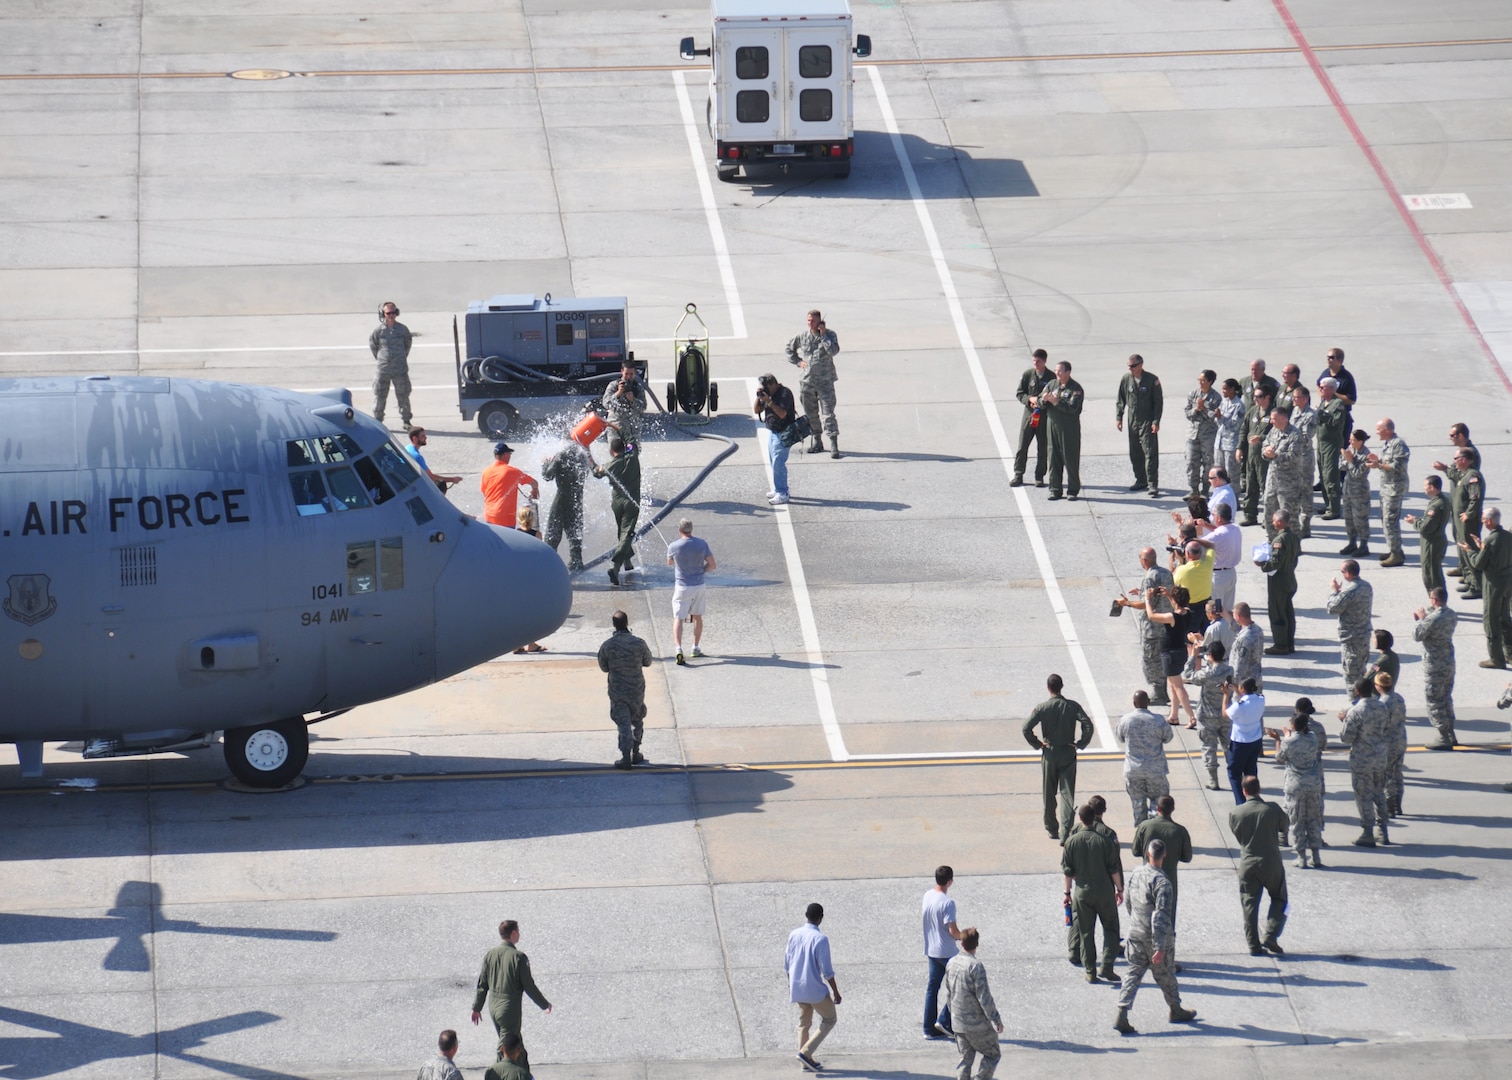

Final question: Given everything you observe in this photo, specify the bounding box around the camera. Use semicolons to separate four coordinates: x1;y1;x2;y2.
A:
1165;544;1183;555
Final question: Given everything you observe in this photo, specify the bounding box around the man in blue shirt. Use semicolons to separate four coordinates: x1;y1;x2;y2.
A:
1224;678;1266;805
666;518;716;665
785;903;842;1072
921;865;963;1039
406;428;462;494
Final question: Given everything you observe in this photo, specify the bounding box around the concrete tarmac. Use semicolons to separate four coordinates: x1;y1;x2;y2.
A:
3;1;1512;1077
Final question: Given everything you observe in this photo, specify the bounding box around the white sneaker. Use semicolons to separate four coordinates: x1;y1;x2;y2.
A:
768;493;789;505
765;490;777;500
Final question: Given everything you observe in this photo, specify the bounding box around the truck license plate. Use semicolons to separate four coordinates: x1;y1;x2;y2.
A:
773;143;794;155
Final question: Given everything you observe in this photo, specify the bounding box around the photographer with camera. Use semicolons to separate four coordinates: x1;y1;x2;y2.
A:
754;373;798;506
601;360;647;447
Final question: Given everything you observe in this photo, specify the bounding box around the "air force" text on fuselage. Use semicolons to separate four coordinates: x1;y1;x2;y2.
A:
3;491;251;537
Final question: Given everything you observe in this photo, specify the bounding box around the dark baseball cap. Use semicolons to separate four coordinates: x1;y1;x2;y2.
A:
493;441;514;455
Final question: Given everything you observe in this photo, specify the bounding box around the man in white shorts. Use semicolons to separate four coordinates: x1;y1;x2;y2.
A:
667;518;716;665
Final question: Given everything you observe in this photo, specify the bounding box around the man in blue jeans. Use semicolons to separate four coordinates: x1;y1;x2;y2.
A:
755;373;796;506
1224;677;1266;805
922;864;963;1038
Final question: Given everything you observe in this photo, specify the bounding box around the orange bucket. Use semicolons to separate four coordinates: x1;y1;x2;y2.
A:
571;412;606;448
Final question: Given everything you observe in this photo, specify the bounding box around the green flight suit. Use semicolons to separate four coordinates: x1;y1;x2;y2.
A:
1116;369;1163;492
1259;528;1299;653
594;448;642;572
1468;527;1512;667
1014;364;1052;483
1132;813;1193;913
1451;467;1484;593
1045;377;1084;497
1416;493;1450;596
1238;400;1273;523
1022;693;1094;840
472;942;551;1048
1228;794;1290;951
485;1061;530;1080
1061;826;1122;978
1067;819;1123;962
1314;395;1349;515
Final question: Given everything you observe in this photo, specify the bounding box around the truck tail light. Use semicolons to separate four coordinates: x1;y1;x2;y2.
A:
829;145;842;158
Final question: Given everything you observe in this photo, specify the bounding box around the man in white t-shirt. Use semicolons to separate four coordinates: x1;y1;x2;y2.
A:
666;518;716;666
922;865;964;1038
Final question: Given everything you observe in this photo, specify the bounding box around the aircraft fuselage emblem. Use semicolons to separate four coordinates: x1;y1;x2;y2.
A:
5;573;57;626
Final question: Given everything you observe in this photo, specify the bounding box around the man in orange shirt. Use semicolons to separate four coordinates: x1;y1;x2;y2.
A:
480;442;539;529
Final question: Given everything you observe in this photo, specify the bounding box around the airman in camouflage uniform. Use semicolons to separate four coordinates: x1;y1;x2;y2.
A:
1184;369;1221;498
597;611;653;769
1117;692;1174;825
1339;678;1392;846
1340;431;1372;556
1412;590;1459;749
1261;408;1306;541
1287;387;1317;537
785;309;841;456
1314;378;1350;519
1272;714;1324;868
601;363;648;447
369;302;414;429
1375;672;1409;818
1183;642;1234;791
1230;602;1264;691
1128;548;1175;706
1326;560;1374;687
1370;419;1410;566
1114;840;1196;1035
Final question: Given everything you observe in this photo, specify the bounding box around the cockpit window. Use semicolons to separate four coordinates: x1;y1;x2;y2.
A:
352;456;395;505
372;442;420;493
287;435;360;467
291;470;330;516
324;466;371;510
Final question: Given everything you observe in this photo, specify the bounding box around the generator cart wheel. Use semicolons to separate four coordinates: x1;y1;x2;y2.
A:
709;382;719;413
666;382;679;414
223;718;308;788
477;401;517;438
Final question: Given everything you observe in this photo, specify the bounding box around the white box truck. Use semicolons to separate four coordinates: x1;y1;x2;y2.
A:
680;0;871;181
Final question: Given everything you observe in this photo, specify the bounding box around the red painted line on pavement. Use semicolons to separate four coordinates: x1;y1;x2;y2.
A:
1269;0;1511;396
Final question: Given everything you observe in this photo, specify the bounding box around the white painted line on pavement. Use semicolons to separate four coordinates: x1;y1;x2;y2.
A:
747;377;848;762
867;65;1116;751
673;70;748;340
0;337;737;359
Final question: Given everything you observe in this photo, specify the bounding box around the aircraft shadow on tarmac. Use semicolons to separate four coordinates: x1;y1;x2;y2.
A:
0;882;336;973
1;762;795;860
736;130;1040;201
0;1004;296;1080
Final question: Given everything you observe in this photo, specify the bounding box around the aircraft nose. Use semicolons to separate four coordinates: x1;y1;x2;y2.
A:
433;519;573;672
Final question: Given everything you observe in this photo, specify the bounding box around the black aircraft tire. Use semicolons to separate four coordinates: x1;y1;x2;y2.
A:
224;719;309;788
477;401;516;437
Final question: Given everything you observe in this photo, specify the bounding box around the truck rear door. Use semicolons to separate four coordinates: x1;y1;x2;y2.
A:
720;30;785;143
784;26;847;142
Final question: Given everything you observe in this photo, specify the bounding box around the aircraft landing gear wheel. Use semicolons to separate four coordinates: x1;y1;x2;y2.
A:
709;382;719;412
477;401;517;438
666;382;679;413
223;718;309;788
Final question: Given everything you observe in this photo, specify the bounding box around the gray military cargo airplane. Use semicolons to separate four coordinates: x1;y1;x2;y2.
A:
0;376;572;788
